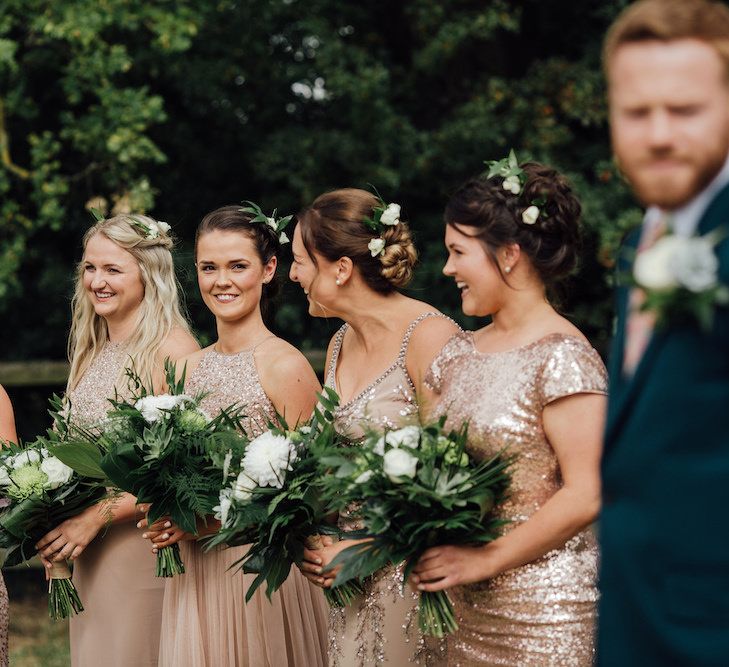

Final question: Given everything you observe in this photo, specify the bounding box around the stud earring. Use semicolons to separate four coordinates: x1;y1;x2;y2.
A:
504;266;512;274
335;278;341;286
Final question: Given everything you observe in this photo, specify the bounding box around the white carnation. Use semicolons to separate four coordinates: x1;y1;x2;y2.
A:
40;456;74;490
368;238;386;257
135;394;191;423
633;236;683;290
241;431;298;488
672;238;719;293
380;203;401;226
385;425;421;449
383;448;418;483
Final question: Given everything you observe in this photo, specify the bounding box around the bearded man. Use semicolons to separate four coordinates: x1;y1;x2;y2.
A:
600;1;729;665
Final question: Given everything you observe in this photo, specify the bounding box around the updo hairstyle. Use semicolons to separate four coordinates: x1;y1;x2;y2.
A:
296;188;418;293
445;162;582;287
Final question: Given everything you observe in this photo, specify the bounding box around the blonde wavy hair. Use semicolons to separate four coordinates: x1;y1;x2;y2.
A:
67;214;193;391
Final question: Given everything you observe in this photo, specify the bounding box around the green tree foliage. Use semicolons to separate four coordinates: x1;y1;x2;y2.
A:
1;0;644;360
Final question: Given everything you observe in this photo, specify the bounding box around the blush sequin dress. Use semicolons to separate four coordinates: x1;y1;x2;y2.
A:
426;332;607;667
66;341;165;667
157;344;329;667
325;313;451;667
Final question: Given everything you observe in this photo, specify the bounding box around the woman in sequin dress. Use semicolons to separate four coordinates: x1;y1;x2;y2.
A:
141;205;329;666
34;215;199;667
291;189;460;666
0;384;16;667
412;163;607;666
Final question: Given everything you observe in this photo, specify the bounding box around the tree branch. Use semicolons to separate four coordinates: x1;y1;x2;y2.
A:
0;97;32;180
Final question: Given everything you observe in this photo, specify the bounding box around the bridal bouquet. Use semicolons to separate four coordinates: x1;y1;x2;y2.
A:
51;361;248;577
206;388;363;606
318;419;512;638
0;433;107;619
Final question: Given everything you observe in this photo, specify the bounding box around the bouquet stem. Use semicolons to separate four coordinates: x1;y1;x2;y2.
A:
48;561;84;620
155;543;185;577
418;590;458;638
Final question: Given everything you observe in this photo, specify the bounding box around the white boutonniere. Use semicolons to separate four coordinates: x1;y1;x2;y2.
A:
632;230;729;330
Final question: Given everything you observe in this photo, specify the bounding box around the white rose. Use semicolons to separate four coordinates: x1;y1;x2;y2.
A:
633;236;683;290
380;203;401;226
373;436;386;456
12;450;40;469
242;431;298;488
385;425;421;449
157;221;171;234
368;238;386;257
502;176;521;195
672;238;719;293
354;470;373;484
214;488;233;528
135;394;191;423
383;448;418;484
40;456;75;490
521;205;540;225
232;470;255;501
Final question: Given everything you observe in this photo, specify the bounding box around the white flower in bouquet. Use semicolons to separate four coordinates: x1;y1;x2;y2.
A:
383;447;418;483
385;425;421;449
633;236;683;290
241;432;298;488
214;488;233;528
40;456;74;490
672;238;719;293
373;436;386;456
232;470;255;501
135;394;192;423
222;450;234;481
380;203;401;226
354;470;373;484
12;449;41;468
0;464;11;486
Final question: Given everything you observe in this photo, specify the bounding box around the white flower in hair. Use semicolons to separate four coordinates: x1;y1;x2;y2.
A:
368;238;386;257
380;203;401;226
265;217;277;231
502;175;521;195
522;205;540;225
278;231;290;244
157;221;171;234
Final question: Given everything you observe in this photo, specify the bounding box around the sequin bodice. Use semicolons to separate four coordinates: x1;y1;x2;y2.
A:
324;313;445;441
66;342;130;426
185;347;277;439
427;331;607;523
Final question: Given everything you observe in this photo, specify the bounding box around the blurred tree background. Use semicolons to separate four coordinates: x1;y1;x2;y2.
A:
1;0;645;364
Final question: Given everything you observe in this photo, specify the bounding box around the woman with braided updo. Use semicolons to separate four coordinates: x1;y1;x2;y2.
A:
291;188;460;665
413;161;607;665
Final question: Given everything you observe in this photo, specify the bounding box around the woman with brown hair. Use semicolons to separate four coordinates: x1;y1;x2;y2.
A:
291;188;460;665
412;161;607;666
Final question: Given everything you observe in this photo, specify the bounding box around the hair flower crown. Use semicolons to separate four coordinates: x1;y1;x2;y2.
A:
89;208;172;239
239;201;292;244
485;149;546;226
363;192;401;257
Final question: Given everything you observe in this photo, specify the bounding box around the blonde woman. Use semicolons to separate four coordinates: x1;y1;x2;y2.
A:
0;384;15;667
35;215;198;667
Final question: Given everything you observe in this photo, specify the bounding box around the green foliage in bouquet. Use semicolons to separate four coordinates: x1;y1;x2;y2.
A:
49;360;249;577
205;387;362;605
319;418;513;637
0;424;108;619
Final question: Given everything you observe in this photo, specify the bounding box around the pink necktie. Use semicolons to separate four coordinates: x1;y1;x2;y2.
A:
622;214;668;376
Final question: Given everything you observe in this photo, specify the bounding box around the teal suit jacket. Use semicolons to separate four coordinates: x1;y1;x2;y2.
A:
599;182;729;666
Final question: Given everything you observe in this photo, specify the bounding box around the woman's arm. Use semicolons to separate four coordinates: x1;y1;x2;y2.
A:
412;391;605;591
0;384;17;444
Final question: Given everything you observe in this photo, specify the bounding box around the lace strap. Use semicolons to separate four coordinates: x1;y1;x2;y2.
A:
397;312;450;364
325;323;349;387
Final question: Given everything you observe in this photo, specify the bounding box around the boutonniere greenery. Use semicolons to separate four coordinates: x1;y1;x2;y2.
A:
632;230;729;330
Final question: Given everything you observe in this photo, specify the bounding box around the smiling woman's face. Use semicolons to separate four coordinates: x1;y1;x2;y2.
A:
82;233;144;322
196;229;275;323
289;224;339;317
